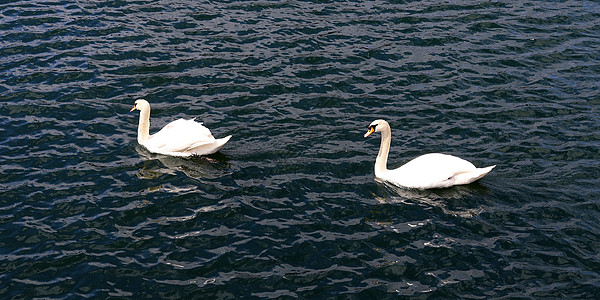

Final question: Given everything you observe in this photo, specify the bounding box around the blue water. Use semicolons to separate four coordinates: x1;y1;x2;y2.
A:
1;0;600;298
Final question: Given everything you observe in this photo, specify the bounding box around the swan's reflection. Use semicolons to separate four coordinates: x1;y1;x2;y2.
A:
374;179;491;218
135;145;231;180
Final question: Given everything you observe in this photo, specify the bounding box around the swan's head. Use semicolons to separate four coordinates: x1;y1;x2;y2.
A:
364;119;389;138
130;99;150;112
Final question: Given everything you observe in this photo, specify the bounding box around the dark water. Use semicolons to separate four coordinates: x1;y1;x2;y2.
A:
1;0;600;298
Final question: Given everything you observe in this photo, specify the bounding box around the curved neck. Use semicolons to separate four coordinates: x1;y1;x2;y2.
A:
137;106;150;143
375;124;391;176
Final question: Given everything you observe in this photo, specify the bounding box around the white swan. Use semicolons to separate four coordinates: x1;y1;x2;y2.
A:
364;119;495;189
130;99;231;157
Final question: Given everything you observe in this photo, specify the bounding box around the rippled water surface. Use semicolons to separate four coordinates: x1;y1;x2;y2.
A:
2;0;600;298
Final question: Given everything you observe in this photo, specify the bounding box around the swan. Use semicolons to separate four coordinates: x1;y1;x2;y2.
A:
130;99;231;157
364;119;495;189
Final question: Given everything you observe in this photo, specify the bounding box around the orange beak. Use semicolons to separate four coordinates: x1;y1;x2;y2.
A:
130;105;137;112
364;127;375;138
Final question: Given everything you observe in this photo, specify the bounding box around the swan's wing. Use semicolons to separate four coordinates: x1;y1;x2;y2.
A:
388;153;478;189
145;119;217;153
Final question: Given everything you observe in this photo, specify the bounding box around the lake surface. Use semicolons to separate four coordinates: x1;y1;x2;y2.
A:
1;0;600;298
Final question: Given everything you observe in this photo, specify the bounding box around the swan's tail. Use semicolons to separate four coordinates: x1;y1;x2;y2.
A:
471;165;496;182
214;135;232;151
474;165;495;181
205;135;232;155
455;165;496;185
185;135;232;156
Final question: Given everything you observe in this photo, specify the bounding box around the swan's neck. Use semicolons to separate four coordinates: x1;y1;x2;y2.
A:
137;106;150;144
375;125;391;177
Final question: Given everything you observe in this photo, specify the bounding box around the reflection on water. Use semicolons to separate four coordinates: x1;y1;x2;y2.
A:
135;144;231;180
374;178;490;218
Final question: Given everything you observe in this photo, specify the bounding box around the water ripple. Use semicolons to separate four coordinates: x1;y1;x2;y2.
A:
1;0;600;298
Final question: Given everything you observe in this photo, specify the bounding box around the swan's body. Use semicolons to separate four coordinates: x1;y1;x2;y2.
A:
364;119;495;189
131;99;231;157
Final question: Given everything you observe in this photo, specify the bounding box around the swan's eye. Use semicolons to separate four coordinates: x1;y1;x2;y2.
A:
369;125;377;130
